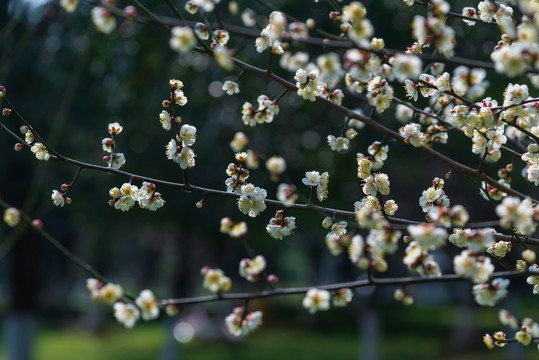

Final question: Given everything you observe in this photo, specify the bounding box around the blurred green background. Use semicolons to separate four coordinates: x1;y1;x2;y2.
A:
0;0;538;358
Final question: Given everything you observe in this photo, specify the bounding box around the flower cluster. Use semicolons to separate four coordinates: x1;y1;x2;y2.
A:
102;122;126;170
239;255;266;282
224;307;263;336
366;76;393;113
403;240;442;277
495;196;539;235
453;250;494;284
449;227;496;252
473;278;509;306
418;178;449;213
201;266;231;293
237;183;267;217
242;95;279;126
294;69;324;102
302;171;329;202
220;217;248;238
266;210;296;240
109;182;165;212
425;205;469;228
256;11;286;54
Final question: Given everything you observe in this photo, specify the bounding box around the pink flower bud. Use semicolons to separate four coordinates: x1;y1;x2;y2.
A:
103;156;110;163
329;12;341;21
267;274;279;286
65;197;72;205
0;85;5;98
61;184;70;191
32;219;43;229
123;5;137;17
20;125;29;134
196;200;203;208
2;108;11;116
14;143;23;151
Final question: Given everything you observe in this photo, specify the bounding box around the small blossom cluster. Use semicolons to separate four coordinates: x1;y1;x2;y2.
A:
51;186;72;207
403;240;442;277
225;161;249;192
325;221;350;256
86;279;159;329
102;122;126;170
201;266;231;293
473;278;509;306
411;0;456;57
239;255;266;282
302;288;353;314
21;124;49;161
242;95;279;126
224;307;263;336
91;5;116;35
449;227;496;252
484;309;539;350
418;177;449;213
354;199;388;230
220;217;248;238
294;69;324;102
266;210;296;240
426;205;469;228
109;182;165;212
453;250;494;284
302;171;329;202
348;229;400;273
237;183;267;217
256;11;286;54
495;196;539;236
340;2;373;44
366;76;393;113
361;172;390;196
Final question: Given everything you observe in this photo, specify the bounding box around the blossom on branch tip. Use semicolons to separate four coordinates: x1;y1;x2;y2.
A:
107;122;123;135
222;81;239;95
51;190;66;207
473;278;509;307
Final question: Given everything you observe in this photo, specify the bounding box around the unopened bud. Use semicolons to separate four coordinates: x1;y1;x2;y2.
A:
329;11;341;21
394;288;405;301
0;86;5;98
306;18;315;30
322;216;333;229
20;125;29;134
228;1;238;14
175;116;182;124
506;164;514;172
123;5;137;17
165;304;179;317
103;155;110;163
403;235;412;244
372;259;388;272
196;200;203;208
14;143;23;151
162;100;171;107
403;294;414;306
61;184;70;191
267;274;279;286
522;249;536;264
3;108;11;117
65;197;72;205
32;219;43;229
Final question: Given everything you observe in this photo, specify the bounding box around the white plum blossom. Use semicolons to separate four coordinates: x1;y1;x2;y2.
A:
113;302;140;329
135;290;159;321
159;110;172;130
239;255;266;282
266;210;296;239
327;135;350;151
407;223;447;251
237;183;267;217
473;278;509;307
51;190;65;207
201;267;231;293
225;307;263;336
91;7;116;34
333;288;353;307
31;143;50;161
295;69;324;102
222;81;240;95
302;288;330;314
169;26;196;53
